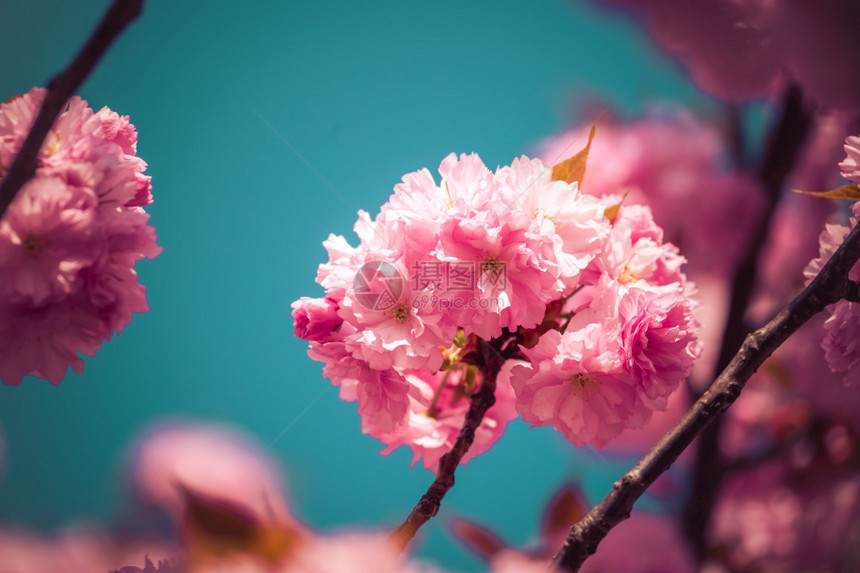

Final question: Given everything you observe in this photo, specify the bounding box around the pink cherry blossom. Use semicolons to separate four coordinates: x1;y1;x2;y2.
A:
617;285;701;407
509;327;648;448
291;296;342;342
308;336;411;434
536;112;765;277
590;0;860;107
0;87;160;385
840;135;860;183
289;531;445;573
299;149;699;460
126;421;294;526
376;366;519;471
710;459;860;571
803;212;860;388
579;512;696;573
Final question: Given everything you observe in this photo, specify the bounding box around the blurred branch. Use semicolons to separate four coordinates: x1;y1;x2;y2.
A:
682;84;813;558
845;280;860;302
550;206;860;572
0;0;143;221
388;338;507;553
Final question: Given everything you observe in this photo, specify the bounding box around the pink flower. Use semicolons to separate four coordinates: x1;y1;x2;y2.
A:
0;88;160;385
308;337;411;434
509;327;648;448
591;0;860;107
0;176;97;305
840;135;860;183
490;550;559;573
0;527;176;573
376;366;519;472
579;512;696;573
804;213;860;388
536;112;765;277
298;149;699;460
617;286;701;406
821;300;860;387
289;531;444;573
126;421;294;526
711;459;860;571
291;296;342;342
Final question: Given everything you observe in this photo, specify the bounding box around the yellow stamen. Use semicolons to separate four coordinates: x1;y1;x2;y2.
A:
391;303;410;323
570;373;599;399
23;233;45;257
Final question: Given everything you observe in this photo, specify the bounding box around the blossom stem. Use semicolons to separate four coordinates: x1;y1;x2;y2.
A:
550;219;860;572
0;0;143;221
388;337;508;552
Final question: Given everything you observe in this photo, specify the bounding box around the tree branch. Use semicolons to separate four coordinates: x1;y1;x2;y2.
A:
550;220;860;572
844;280;860;303
0;0;143;221
388;338;507;552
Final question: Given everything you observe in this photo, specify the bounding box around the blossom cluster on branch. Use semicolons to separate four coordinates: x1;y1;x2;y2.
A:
5;0;860;572
293;149;702;469
0;87;160;385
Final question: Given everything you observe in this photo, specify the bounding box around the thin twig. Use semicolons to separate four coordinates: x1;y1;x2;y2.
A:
388;338;507;552
0;0;143;221
550;220;860;572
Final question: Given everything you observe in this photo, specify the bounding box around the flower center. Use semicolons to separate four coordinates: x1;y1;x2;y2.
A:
481;256;502;274
391;303;410;323
570;373;598;399
44;132;61;156
23;233;45;257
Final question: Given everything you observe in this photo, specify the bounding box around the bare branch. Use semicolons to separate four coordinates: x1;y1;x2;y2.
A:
551;220;860;572
0;0;144;221
388;338;507;552
843;280;860;303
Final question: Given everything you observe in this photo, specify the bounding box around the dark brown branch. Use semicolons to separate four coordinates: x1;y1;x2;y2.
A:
0;0;143;221
844;280;860;303
683;84;812;558
388;338;507;552
550;220;860;572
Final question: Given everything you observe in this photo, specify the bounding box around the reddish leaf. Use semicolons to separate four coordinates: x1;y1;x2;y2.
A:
539;483;588;554
449;517;507;561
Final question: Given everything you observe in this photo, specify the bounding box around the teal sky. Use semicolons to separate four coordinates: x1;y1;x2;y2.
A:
0;1;708;570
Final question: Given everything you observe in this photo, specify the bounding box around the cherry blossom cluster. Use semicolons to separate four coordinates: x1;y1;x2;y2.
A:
293;150;701;467
803;135;860;388
0;87;160;385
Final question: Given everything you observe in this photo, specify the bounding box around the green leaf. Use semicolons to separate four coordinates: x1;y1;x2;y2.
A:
551;125;596;187
793;182;860;201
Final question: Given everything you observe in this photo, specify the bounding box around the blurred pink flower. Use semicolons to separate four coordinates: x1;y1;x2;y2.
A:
841;135;860;182
0;88;160;385
579;512;696;573
804;210;860;388
288;531;444;573
126;421;294;527
591;0;860;107
0;527;175;573
536;111;765;277
711;459;860;571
